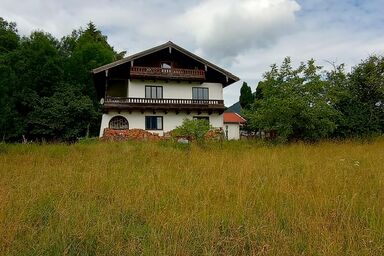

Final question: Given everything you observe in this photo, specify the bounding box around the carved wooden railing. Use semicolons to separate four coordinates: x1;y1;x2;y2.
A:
130;66;205;80
105;96;223;106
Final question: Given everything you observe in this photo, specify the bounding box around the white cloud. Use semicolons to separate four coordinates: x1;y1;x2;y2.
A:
181;0;300;62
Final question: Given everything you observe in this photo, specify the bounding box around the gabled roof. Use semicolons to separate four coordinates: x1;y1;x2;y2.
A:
92;41;239;84
223;112;246;124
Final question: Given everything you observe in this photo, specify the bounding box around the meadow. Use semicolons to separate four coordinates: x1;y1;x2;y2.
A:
0;139;383;255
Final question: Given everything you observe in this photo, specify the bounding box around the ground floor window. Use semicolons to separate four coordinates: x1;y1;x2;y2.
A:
109;116;129;129
145;116;163;130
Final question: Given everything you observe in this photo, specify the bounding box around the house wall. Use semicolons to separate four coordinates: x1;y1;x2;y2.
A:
224;123;240;140
100;111;223;137
126;80;223;100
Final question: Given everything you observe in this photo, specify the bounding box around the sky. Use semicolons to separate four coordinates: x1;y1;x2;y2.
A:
1;0;384;106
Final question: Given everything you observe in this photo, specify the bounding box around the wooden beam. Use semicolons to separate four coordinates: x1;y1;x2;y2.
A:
169;46;172;54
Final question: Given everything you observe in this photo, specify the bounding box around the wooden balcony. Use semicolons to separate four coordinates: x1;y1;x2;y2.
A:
130;66;205;81
103;96;225;113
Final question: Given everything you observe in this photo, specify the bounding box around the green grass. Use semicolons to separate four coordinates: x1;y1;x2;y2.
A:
0;139;383;255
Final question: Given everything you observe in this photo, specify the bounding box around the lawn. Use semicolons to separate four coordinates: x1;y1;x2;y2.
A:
0;139;383;255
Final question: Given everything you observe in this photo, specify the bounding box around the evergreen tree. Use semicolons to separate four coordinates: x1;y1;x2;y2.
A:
239;82;253;109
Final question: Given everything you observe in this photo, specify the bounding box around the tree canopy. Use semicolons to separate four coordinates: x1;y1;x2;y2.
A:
244;56;384;141
239;82;253;110
0;19;121;142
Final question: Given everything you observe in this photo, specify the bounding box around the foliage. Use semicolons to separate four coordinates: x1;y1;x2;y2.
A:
239;81;253;109
0;17;19;54
245;58;340;141
0;139;383;255
333;56;384;137
246;56;384;141
172;118;213;142
0;18;119;142
27;84;98;141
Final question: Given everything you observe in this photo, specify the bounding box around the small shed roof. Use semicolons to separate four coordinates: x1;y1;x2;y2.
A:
223;112;246;124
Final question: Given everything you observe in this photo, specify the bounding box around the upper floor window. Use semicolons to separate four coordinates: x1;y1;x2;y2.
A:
145;85;163;99
161;62;172;69
192;87;209;100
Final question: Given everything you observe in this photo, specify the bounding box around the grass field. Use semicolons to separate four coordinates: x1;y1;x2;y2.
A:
0;139;383;255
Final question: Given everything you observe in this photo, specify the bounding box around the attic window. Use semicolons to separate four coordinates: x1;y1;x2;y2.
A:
161;62;172;69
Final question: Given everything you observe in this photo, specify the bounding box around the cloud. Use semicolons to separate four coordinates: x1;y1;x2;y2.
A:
180;0;300;61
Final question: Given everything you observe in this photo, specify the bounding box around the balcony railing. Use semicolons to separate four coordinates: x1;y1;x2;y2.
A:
130;66;205;81
104;96;224;111
106;96;223;105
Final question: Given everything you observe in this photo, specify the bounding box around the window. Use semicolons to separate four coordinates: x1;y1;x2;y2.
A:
192;87;209;100
145;86;163;99
145;116;163;130
109;116;129;130
193;116;209;122
161;62;172;69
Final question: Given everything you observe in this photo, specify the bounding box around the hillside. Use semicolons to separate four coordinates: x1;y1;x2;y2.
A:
225;101;241;114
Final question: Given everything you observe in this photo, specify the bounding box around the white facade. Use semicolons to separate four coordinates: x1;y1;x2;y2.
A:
94;41;240;138
100;79;224;137
100;111;223;137
224;123;241;140
128;80;223;100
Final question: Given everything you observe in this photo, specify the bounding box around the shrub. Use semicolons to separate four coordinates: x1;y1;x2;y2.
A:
171;118;213;143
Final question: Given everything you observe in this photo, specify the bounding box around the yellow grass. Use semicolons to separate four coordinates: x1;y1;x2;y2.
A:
0;139;383;255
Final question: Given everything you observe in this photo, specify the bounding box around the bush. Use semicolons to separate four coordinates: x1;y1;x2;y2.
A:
171;118;213;143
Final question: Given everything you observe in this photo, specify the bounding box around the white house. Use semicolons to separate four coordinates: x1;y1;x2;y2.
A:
223;112;246;140
92;41;239;137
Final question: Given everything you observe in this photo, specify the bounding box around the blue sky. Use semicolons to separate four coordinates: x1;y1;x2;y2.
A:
1;0;383;106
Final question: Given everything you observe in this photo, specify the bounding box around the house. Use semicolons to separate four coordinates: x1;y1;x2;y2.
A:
92;41;239;137
223;112;246;140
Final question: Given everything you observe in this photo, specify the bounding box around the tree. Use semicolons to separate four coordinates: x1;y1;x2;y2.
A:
246;57;340;141
0;17;21;141
27;84;98;141
61;22;121;137
239;82;253;109
334;55;384;137
0;17;19;54
0;18;120;141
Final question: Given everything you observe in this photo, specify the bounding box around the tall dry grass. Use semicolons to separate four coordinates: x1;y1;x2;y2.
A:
0;139;383;255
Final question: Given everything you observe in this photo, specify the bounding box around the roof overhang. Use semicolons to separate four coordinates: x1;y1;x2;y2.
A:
92;41;240;87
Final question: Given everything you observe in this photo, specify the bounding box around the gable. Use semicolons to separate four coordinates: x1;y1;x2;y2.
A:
92;41;239;87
